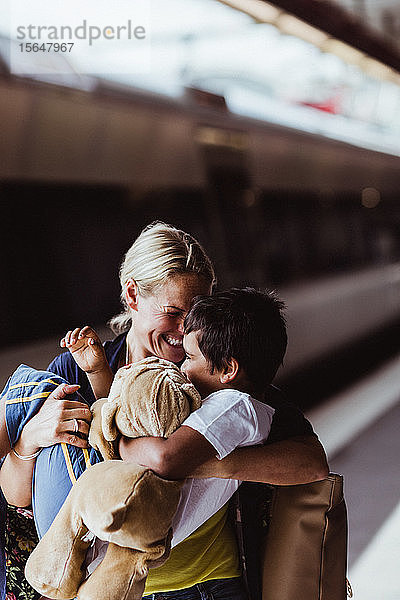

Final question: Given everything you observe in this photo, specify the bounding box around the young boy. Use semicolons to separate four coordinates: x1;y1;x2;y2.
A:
118;287;288;549
114;286;288;600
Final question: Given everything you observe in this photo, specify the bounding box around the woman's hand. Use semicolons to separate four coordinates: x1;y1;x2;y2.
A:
17;383;92;454
60;326;108;374
0;383;92;506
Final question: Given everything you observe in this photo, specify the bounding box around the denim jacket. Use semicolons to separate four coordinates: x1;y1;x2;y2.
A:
0;364;102;595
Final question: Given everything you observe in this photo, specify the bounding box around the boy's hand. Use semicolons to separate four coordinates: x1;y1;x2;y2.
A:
61;326;108;374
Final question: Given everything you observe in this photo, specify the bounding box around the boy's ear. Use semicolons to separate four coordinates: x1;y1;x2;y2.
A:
219;358;239;384
125;279;139;311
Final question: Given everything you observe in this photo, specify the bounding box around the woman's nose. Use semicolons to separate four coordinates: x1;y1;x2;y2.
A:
177;319;185;334
180;360;189;379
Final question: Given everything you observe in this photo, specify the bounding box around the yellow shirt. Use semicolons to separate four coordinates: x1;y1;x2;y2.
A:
144;504;240;594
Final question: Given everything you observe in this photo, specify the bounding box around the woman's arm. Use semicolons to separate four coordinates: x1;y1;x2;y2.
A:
120;431;328;485
0;397;11;459
191;435;329;485
0;383;91;507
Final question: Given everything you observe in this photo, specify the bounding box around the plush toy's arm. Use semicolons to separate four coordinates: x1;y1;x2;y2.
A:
89;398;117;460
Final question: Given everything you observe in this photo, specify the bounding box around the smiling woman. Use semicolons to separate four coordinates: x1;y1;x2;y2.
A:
0;221;216;600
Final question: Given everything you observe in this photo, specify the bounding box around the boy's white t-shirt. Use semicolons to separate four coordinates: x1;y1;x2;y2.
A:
171;388;275;546
85;388;274;573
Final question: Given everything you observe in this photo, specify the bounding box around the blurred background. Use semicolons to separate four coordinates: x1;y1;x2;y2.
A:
1;1;400;597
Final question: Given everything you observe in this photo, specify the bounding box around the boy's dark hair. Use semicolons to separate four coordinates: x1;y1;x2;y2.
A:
184;287;287;392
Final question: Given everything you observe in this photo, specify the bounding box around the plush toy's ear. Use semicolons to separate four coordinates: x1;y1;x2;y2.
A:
89;398;108;449
102;400;120;441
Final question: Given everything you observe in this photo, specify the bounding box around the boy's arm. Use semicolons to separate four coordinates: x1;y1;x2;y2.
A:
119;426;216;480
86;368;113;401
120;391;275;479
191;435;329;485
61;326;113;399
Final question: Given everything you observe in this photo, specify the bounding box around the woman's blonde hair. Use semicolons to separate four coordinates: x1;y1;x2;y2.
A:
108;222;216;334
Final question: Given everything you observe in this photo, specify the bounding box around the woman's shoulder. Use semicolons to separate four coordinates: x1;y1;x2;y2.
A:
47;350;82;383
103;331;126;369
47;350;94;405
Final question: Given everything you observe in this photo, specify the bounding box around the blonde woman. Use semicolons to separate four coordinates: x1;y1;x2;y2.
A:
0;222;328;600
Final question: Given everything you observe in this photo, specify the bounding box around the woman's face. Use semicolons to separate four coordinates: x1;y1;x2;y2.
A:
129;273;211;364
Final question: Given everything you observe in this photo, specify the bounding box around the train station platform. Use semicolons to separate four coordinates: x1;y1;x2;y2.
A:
307;356;400;599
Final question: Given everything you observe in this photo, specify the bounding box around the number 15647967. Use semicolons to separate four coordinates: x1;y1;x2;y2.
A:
19;42;74;52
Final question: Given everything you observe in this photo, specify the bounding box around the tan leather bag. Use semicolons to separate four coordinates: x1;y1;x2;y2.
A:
262;474;348;600
235;474;349;600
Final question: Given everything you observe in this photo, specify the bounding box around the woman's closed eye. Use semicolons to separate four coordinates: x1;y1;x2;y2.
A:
160;305;186;318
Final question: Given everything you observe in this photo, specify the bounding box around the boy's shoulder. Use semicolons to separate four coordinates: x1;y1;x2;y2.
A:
203;388;251;403
201;389;275;433
263;384;285;408
202;388;273;413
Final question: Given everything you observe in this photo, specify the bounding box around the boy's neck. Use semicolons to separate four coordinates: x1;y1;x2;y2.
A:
216;380;263;402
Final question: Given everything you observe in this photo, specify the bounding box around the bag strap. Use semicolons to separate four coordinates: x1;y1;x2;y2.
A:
231;482;274;600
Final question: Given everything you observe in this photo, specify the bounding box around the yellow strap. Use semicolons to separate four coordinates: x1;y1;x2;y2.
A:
61;443;76;484
82;448;92;469
62;445;93;485
5;391;53;404
9;378;60;390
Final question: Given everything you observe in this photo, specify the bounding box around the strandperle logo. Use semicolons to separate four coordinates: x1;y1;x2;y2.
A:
16;20;146;46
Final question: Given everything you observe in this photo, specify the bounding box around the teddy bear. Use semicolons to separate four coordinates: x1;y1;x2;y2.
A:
25;357;201;600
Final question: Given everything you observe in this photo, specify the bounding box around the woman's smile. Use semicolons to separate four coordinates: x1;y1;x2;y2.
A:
163;334;183;347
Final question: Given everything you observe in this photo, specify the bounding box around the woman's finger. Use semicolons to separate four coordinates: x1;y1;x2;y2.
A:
79;325;94;338
60;400;90;419
70;327;82;345
62;406;92;423
76;420;90;437
60;433;89;448
64;418;90;437
50;383;80;401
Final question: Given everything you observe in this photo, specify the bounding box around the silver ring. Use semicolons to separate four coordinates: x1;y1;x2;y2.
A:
73;418;79;433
